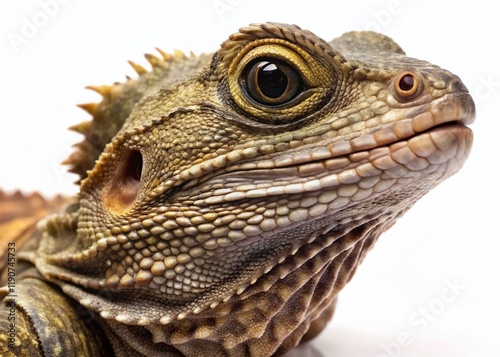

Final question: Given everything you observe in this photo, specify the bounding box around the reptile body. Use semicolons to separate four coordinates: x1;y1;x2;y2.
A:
0;23;474;356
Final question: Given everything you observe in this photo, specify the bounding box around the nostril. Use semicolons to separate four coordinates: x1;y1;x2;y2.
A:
449;78;469;93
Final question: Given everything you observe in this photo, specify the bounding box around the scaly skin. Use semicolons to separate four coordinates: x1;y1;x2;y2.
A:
0;23;474;356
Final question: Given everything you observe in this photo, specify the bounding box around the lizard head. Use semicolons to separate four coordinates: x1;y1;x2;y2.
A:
36;23;474;353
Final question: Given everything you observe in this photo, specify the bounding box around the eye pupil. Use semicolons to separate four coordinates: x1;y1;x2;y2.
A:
394;71;420;101
257;62;288;99
244;58;302;106
399;74;415;92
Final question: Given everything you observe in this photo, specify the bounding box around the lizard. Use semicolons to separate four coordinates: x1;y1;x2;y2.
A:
0;22;475;356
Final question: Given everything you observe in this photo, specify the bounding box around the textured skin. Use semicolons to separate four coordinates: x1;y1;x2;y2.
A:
0;23;475;356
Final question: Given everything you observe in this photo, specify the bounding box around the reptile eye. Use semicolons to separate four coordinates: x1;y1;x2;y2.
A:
226;41;335;123
243;59;303;106
103;150;143;214
394;71;420;100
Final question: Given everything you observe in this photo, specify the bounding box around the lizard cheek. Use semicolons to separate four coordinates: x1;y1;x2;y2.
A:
103;150;143;214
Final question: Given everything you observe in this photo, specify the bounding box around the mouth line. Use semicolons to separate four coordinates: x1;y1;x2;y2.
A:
153;92;475;203
218;112;472;179
174;121;473;208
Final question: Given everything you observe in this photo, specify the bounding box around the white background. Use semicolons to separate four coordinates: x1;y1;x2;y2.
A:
1;1;499;356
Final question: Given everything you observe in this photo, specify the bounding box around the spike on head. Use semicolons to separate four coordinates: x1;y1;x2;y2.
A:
76;103;99;116
128;61;148;76
85;85;113;98
144;53;162;68
155;47;171;61
68;120;91;134
173;49;187;60
61;149;83;167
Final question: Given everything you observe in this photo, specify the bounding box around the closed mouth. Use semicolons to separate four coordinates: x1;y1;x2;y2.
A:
154;92;476;205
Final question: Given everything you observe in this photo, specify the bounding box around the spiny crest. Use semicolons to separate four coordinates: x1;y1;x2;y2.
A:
128;49;189;76
85;84;114;97
64;48;189;183
128;61;147;75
